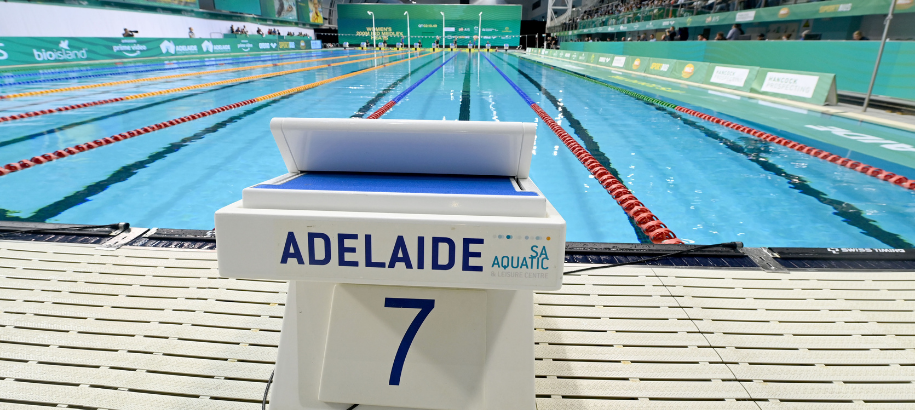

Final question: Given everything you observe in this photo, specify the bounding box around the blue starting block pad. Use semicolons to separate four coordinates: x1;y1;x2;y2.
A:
253;172;539;197
243;172;547;218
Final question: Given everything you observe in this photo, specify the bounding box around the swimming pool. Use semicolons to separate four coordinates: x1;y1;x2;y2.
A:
1;50;913;248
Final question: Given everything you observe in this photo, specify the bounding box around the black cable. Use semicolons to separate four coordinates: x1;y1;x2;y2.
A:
646;260;763;409
347;405;360;410
0;223;129;239
564;241;744;274
262;370;274;410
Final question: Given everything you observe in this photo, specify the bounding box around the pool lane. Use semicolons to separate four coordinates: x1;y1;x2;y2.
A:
0;50;362;114
0;52;419;165
0;50;406;122
0;50;912;248
0;52;445;227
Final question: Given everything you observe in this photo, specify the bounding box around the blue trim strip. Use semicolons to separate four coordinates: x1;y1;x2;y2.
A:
482;54;535;106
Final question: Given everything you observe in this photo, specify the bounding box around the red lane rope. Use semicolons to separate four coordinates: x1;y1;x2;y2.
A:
0;98;127;122
366;101;397;119
530;104;683;244
483;54;682;244
674;107;915;190
0;98;258;176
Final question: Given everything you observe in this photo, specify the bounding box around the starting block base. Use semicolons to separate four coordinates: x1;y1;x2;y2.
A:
269;281;536;410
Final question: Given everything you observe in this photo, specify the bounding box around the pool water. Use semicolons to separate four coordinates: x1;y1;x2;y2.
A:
1;50;913;248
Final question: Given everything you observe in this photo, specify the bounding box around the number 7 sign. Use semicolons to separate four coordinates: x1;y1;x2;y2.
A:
320;285;486;409
384;298;435;386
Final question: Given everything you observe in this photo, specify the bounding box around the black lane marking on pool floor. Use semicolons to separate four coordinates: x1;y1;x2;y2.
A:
0;82;252;149
496;55;651;244
350;54;439;118
0;65;387;223
458;53;473;121
516;55;915;248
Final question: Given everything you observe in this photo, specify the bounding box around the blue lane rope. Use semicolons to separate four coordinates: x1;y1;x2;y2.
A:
366;51;458;118
392;52;458;103
481;54;535;106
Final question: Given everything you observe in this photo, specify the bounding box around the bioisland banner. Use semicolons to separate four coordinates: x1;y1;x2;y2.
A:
337;4;521;46
0;37;316;67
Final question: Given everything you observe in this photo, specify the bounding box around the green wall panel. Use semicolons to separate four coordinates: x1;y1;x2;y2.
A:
214;0;261;15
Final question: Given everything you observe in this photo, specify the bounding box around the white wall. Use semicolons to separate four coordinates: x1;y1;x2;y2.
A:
0;2;314;38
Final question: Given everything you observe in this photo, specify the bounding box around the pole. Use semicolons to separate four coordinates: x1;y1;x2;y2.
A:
440;11;445;49
478;12;483;49
367;11;376;49
404;11;410;47
863;0;896;112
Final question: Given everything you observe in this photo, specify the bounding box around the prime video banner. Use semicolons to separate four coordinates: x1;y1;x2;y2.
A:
0;37;317;67
337;4;521;46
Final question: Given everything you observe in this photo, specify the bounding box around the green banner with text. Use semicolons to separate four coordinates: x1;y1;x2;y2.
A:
0;37;317;67
337;4;521;47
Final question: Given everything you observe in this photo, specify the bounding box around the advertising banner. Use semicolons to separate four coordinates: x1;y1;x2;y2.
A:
704;64;758;92
627;56;648;73
670;60;709;84
645;58;676;77
751;68;837;105
337;4;521;47
592;53;619;68
0;37;314;67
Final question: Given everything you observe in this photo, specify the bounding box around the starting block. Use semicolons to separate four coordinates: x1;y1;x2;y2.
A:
215;118;566;409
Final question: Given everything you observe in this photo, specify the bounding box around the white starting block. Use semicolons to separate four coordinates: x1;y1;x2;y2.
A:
215;118;566;409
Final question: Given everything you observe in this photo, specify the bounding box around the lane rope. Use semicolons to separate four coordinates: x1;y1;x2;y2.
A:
0;51;407;123
366;52;459;119
482;54;682;244
523;56;915;191
0;51;335;86
0;51;383;100
0;51;437;177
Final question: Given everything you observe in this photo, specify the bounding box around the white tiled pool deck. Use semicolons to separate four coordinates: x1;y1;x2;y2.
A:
1;240;912;409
